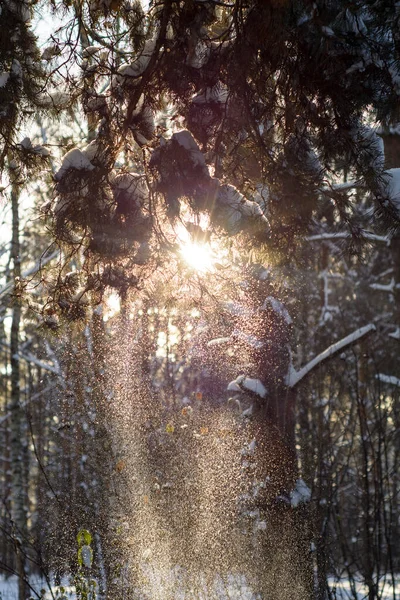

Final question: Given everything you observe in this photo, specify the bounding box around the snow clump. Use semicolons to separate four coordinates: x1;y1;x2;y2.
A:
227;375;267;398
54;149;95;181
290;478;311;507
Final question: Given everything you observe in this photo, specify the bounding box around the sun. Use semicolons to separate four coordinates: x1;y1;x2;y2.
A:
180;241;215;273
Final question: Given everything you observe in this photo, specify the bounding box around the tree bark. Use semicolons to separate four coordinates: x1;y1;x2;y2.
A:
9;169;29;600
229;281;314;599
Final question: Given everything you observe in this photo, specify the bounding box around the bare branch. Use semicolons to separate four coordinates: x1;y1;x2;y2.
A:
287;324;376;388
0;341;60;374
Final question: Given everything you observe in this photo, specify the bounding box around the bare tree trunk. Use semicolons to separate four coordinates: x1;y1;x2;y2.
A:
9;170;29;600
231;281;314;600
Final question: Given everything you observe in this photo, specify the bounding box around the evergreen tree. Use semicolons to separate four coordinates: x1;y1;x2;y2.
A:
1;1;400;598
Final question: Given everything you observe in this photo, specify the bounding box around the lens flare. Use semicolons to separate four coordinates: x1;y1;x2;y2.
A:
180;241;215;273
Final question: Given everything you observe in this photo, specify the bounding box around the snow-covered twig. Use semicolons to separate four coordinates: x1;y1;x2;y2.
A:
44;341;65;381
287;324;376;388
0;341;60;374
207;336;231;347
306;232;390;245
376;373;400;387
370;279;399;292
0;250;60;299
20;351;60;375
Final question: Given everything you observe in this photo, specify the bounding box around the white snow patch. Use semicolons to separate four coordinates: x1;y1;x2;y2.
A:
34;146;50;157
321;26;334;37
255;520;267;531
242;378;267;398
307;231;389;245
0;72;10;87
327;575;400;600
242;438;257;456
216;184;267;233
82;140;100;162
111;172;148;205
227;375;244;393
241;404;254;418
20;137;50;156
0;571;397;600
363;127;385;169
54;149;95;181
80;544;93;568
11;59;22;78
383;168;400;211
117;38;156;79
227;375;267;398
290;478;311;507
20;137;32;149
172;130;206;167
389;327;400;340
128;93;145;118
254;183;269;212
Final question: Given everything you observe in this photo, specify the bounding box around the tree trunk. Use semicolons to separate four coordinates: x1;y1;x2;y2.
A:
232;281;314;599
9;169;29;600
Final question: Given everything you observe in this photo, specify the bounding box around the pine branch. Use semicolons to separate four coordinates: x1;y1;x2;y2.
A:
0;250;60;300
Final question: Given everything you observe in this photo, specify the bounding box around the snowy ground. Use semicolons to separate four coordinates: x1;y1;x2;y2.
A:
0;574;398;600
0;575;75;600
327;576;399;599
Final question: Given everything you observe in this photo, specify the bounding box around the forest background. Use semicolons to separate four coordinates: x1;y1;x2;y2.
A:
0;1;400;599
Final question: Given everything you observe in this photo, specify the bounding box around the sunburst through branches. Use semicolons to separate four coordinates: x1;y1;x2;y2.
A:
180;241;215;273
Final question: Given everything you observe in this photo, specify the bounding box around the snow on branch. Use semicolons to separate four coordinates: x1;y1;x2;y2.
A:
207;337;231;347
0;250;60;299
319;180;363;193
389;328;400;340
306;232;390;245
227;375;267;398
290;478;312;507
370;279;399;293
20;351;60;375
0;341;60;374
376;373;400;387
287;324;376;388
